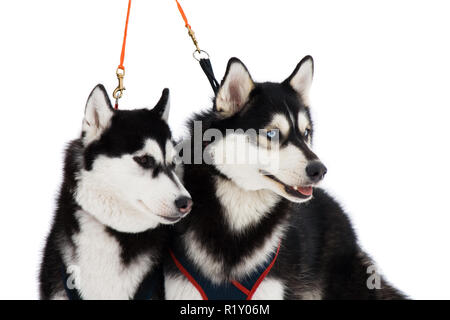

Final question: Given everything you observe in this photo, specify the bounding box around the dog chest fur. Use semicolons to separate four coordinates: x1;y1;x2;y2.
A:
62;211;155;299
164;275;285;300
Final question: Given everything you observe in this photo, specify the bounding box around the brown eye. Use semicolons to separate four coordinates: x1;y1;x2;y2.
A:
133;155;156;169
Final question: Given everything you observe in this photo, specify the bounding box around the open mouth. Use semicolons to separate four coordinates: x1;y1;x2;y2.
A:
260;171;313;199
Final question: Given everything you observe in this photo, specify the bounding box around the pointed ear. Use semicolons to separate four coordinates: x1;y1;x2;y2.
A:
215;58;254;117
284;56;314;106
152;88;170;122
82;84;114;144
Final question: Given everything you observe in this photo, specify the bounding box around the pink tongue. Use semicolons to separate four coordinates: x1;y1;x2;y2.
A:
297;186;313;196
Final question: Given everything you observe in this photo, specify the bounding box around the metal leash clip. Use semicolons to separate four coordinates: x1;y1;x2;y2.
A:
187;26;201;53
113;68;125;108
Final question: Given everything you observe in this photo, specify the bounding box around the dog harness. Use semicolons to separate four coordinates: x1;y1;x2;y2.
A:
169;242;281;300
62;264;163;300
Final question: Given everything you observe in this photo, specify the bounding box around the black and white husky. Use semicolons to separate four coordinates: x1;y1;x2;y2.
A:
40;85;192;299
165;56;405;299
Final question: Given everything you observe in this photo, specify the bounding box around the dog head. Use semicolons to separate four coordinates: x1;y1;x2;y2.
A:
75;85;192;232
206;56;326;203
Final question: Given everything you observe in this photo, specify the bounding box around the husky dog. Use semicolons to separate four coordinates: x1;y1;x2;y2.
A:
39;85;192;299
165;57;405;299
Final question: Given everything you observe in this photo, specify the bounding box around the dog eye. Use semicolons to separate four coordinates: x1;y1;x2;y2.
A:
303;129;311;139
266;129;279;140
133;155;156;169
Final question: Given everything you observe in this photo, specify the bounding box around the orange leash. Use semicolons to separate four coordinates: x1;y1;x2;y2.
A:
118;0;132;71
175;0;191;29
174;0;201;54
113;0;132;109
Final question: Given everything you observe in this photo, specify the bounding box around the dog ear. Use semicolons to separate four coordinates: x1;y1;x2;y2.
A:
82;84;114;144
284;56;314;106
152;88;170;122
215;58;254;117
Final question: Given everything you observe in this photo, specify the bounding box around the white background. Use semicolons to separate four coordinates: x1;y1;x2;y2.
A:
0;0;449;300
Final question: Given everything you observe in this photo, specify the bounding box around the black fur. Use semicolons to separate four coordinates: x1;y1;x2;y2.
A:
168;58;406;299
39;85;173;299
84;108;171;170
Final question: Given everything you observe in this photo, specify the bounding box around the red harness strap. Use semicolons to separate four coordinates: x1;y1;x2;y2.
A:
169;250;208;300
246;242;281;300
169;242;281;300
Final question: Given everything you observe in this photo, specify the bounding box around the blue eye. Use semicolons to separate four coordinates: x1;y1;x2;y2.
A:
267;129;279;139
304;129;311;139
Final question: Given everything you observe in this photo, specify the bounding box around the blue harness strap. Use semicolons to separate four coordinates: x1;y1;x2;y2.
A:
169;242;281;300
62;264;163;300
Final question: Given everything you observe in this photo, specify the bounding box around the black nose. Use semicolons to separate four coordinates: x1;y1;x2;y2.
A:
175;196;193;215
306;161;327;183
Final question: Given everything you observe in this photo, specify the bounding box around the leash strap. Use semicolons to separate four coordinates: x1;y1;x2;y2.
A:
199;57;220;94
118;0;131;72
174;0;220;94
113;0;132;109
169;241;281;300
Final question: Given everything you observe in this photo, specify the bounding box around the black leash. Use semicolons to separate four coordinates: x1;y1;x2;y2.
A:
196;52;220;94
175;0;220;94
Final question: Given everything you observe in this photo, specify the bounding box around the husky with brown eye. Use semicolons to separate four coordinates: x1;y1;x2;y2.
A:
165;56;406;300
39;85;192;300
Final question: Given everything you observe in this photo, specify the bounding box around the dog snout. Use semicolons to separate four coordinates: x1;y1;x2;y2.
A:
175;196;193;215
306;161;327;183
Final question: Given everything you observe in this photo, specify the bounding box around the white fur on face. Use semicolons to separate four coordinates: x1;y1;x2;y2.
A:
165;140;176;166
208;126;314;203
136;140;164;163
63;211;155;299
208;132;277;191
75;138;190;233
268;113;290;137
275;143;309;184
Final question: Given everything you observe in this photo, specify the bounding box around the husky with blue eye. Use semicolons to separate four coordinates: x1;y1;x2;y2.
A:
39;85;193;300
165;56;405;299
